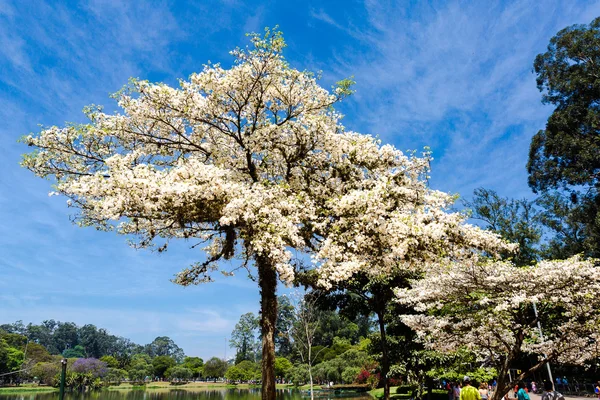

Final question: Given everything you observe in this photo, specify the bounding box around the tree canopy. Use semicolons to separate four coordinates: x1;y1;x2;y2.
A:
529;16;600;257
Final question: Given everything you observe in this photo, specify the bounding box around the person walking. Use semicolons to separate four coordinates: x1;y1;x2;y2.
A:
454;382;462;400
460;376;481;400
516;381;530;400
479;383;489;400
541;380;564;400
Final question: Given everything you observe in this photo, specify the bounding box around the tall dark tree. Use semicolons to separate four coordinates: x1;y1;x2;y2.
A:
203;357;228;379
464;188;541;266
144;336;185;362
230;313;259;364
535;191;599;258
152;355;176;378
78;324;107;358
529;16;600;257
26;321;57;354
54;322;79;354
275;296;295;357
307;271;416;400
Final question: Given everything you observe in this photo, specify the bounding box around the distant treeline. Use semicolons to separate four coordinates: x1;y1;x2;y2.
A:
0;320;184;367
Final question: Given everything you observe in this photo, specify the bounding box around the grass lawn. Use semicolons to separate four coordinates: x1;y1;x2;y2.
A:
0;385;58;394
369;387;400;399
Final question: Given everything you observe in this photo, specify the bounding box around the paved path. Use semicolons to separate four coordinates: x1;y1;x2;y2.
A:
528;393;593;400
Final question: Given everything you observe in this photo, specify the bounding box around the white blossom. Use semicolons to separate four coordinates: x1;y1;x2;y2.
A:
399;256;600;399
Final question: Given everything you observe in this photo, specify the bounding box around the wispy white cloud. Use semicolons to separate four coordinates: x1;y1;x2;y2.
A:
309;0;600;199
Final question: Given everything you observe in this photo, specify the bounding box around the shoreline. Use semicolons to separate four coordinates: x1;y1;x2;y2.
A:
0;382;321;395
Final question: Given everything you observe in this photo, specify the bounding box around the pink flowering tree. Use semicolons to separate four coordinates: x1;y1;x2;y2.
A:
399;256;600;400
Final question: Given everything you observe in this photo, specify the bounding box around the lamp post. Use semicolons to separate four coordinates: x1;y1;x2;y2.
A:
59;358;67;400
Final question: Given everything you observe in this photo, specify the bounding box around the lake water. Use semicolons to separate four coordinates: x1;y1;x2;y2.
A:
0;389;373;400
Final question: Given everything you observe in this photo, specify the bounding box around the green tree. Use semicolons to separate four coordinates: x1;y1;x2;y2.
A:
112;337;142;368
25;343;52;363
307;272;414;400
0;321;26;335
100;355;120;369
26;321;58;354
181;356;204;379
127;353;152;381
274;357;293;378
0;339;10;374
464;188;541;266
225;365;246;382
167;366;192;381
529;16;600;257
6;347;24;373
144;336;185;362
104;368;128;384
230;313;259;364
224;360;260;382
535;191;599;258
275;296;296;357
288;364;310;386
342;366;361;384
62;345;86;358
152;355;176;378
53;322;79;354
128;363;151;382
203;357;228;379
31;361;60;385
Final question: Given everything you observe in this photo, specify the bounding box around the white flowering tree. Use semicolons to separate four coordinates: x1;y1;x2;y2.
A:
315;166;515;400
21;28;415;400
399;256;600;400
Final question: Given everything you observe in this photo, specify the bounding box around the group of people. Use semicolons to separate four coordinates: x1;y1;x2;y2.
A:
446;377;494;400
447;376;572;400
513;380;566;400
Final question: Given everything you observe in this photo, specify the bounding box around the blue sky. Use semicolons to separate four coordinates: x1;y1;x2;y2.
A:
1;0;599;360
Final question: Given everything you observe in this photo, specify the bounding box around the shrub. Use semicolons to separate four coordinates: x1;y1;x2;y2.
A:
366;373;379;389
342;367;362;384
356;369;371;384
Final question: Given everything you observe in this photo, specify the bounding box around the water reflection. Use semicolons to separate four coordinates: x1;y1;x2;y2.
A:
0;389;372;400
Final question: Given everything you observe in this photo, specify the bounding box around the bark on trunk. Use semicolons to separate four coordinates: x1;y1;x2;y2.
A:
426;377;433;400
492;365;511;400
377;311;390;400
258;258;277;400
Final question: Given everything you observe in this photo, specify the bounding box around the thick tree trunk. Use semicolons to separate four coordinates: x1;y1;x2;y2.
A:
492;363;511;400
377;311;390;400
258;258;277;400
426;377;434;400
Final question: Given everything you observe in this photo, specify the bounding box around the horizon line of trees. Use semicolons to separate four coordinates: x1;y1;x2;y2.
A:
0;321;231;389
